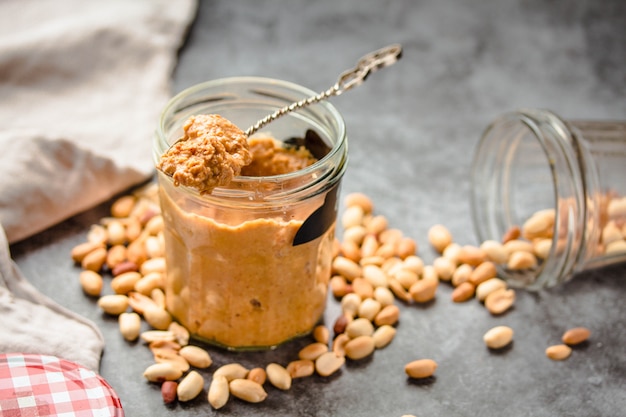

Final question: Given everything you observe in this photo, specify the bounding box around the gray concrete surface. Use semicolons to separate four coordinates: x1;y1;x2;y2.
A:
11;0;626;416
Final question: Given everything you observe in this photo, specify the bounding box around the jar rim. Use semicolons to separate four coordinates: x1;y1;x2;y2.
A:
154;76;348;202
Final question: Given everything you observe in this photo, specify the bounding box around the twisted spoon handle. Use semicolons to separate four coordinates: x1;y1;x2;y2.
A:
245;44;402;137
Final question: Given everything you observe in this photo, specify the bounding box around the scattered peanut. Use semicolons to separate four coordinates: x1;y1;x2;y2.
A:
229;379;267;403
214;363;249;381
118;312;141;342
177;370;204;402
208;375;229;409
484;288;516;315
483;325;514;349
143;362;183;382
161;380;177;404
562;327;591;345
179;345;212;368
546;344;572;361
315;352;345;377
428;224;452;253
344;335;376;360
405;359;437;379
246;368;267;385
266;363;292;390
286;359;315;379
79;270;103;297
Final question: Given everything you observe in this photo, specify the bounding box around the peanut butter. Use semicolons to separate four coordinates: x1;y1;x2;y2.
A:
158;113;332;348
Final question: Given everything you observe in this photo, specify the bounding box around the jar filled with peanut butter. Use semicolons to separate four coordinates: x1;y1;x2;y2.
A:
471;108;626;289
153;77;347;349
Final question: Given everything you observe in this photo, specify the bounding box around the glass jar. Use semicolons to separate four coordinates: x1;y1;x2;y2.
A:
153;77;348;349
470;108;626;290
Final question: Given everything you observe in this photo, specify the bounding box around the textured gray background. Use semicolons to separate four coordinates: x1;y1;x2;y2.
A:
12;0;626;416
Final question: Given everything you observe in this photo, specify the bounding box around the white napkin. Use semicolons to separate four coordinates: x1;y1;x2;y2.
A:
0;0;197;371
0;0;197;243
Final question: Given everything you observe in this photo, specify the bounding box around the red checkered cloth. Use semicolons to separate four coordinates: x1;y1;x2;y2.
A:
0;353;124;416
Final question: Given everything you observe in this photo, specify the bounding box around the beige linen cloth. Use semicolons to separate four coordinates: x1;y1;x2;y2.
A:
0;0;197;371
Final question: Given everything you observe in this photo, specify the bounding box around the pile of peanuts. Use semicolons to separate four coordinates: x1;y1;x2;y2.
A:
493;195;626;278
70;184;593;410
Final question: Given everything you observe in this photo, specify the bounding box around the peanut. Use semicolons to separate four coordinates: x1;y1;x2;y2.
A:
457;245;487;266
345;318;374;338
372;325;396;349
246;368;267;385
345;335;376;360
468;261;497;286
214;363;249;381
358;298;382;321
286;359;315;379
177;370;204;402
111;195;136;218
315;352;345;377
79;270;103;297
409;279;438;303
475;278;507;302
313;325;330;345
344;192;374;213
118;312;141;342
143;305;173;331
110;271;142;295
179;345;212;368
546;344;572;361
362;264;389;288
351;277;374;300
562;327;591;345
298;342;329;361
374;304;400;327
332;333;350;357
332;256;362;280
484;288;516;315
228;379;267;403
428;224;452;253
342;205;365;229
451;282;475;303
107;220;127;246
483;325;514;349
71;242;105;263
451;263;473;287
161;381;177;404
140;330;175;344
373;286;395;307
208;375;229;409
81;246;107;272
479;240;508;264
405;359;437;379
143;363;182;382
266;363;292;390
106;244;127;270
97;294;129;316
507;251;537;270
522;208;555;239
433;256;455;281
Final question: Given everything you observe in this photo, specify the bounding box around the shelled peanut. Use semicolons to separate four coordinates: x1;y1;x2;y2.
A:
424;223;516;315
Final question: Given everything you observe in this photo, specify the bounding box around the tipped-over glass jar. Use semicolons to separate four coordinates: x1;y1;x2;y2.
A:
471;108;626;290
153;77;348;349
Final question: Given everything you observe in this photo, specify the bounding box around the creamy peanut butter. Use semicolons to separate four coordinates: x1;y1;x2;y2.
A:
158;113;332;348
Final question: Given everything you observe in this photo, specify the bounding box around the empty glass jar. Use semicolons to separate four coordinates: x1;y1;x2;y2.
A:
471;108;626;289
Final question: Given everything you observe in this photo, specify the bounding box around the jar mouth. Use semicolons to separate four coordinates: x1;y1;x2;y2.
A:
153;76;348;204
470;108;590;289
